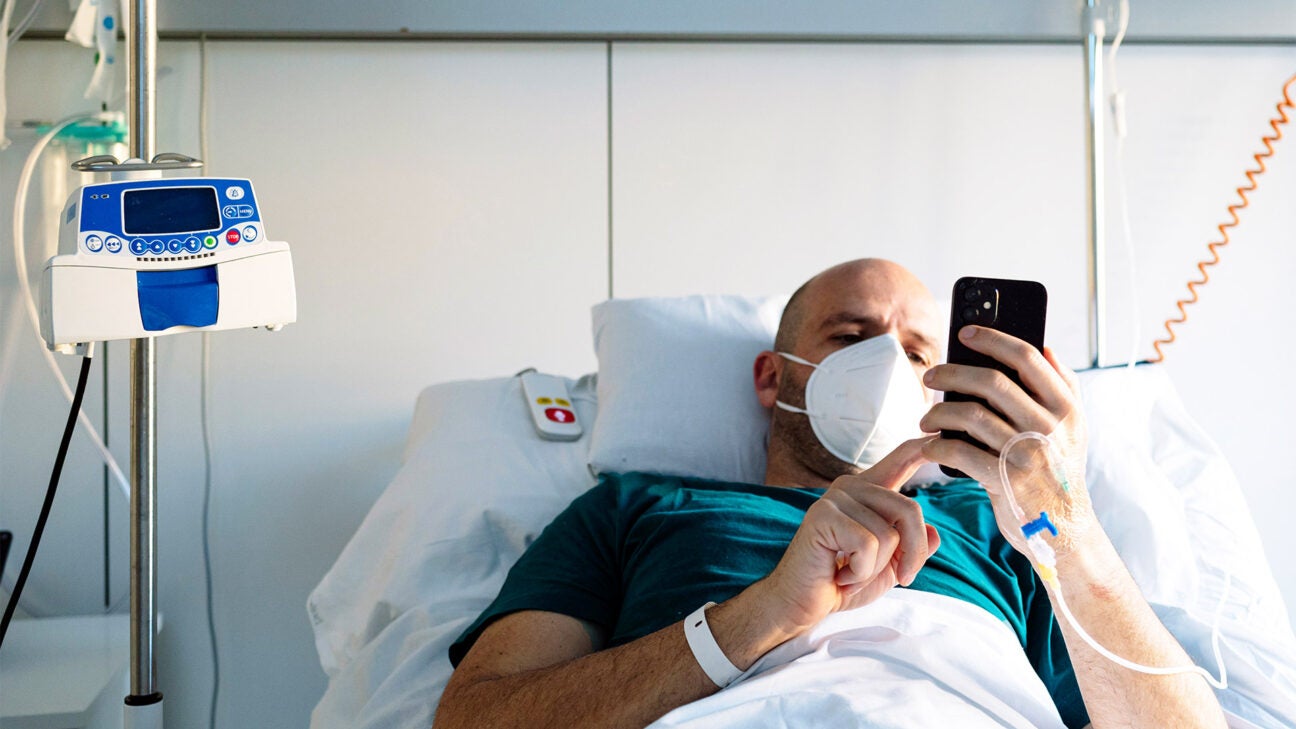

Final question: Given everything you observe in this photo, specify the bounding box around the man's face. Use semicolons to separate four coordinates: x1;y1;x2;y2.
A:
771;260;942;481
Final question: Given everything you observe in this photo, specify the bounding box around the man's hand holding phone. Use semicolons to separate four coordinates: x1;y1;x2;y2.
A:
920;311;1097;561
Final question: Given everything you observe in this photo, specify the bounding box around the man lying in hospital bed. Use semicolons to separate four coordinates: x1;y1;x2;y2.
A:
309;259;1296;729
429;257;1213;727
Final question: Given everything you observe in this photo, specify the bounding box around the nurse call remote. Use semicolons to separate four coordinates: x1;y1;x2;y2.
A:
520;371;582;441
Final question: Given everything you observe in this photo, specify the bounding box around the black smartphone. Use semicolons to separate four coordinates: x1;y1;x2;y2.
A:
939;277;1048;479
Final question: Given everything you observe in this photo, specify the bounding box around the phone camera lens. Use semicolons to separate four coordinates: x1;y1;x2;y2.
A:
964;287;981;302
961;306;979;321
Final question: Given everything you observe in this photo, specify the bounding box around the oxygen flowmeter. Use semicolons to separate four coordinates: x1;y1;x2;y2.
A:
40;159;296;352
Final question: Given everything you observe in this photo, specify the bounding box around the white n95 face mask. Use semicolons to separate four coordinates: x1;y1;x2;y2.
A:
775;333;928;470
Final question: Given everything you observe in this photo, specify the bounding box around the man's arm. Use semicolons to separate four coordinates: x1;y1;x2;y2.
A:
1050;531;1224;728
434;582;795;729
434;439;940;729
921;325;1225;728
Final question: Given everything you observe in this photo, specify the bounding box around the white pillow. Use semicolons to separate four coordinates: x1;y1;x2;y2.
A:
588;294;950;489
588;295;789;484
307;374;597;679
1080;365;1290;626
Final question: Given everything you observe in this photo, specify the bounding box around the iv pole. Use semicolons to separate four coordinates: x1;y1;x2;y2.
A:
124;0;163;724
1083;0;1107;369
58;4;286;723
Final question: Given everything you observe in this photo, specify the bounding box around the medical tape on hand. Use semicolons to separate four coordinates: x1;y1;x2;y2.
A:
684;602;743;688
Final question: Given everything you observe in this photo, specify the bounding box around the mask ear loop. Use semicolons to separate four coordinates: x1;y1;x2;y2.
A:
777;352;818;368
999;432;1230;690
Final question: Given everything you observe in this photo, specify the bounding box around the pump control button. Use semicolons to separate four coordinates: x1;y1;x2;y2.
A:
85;235;104;252
167;239;183;253
184;236;201;252
203;235;218;249
242;225;259;242
130;239;148;255
225;229;241;245
105;236;122;253
148;239;166;254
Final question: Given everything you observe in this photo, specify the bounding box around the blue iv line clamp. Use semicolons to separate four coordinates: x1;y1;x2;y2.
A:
1021;512;1059;540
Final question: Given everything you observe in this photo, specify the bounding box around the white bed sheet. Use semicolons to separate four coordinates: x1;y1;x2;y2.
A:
651;589;1069;729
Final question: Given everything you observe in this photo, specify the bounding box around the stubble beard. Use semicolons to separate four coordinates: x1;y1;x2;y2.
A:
770;370;861;484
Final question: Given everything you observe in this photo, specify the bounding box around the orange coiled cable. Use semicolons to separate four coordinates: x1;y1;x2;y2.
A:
1149;72;1296;363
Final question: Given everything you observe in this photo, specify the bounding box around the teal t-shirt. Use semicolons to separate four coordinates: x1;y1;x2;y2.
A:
449;473;1089;728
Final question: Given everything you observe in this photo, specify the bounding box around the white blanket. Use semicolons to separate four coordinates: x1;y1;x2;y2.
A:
650;589;1069;729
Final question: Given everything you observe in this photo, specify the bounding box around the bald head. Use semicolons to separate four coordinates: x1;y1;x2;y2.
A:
773;259;939;357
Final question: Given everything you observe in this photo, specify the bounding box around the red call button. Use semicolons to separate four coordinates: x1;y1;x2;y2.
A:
226;229;241;244
544;407;575;424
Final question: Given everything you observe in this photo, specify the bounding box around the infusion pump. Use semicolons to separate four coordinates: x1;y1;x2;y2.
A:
41;177;297;353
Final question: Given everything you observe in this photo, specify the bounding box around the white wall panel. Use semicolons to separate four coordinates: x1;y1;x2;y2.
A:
194;40;608;729
612;42;1089;367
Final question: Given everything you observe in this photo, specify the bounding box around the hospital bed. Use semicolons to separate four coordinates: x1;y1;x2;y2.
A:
306;294;1296;728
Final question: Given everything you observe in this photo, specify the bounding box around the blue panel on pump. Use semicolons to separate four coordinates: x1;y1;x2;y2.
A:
137;266;219;331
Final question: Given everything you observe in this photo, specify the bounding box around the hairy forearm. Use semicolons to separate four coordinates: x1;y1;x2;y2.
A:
435;623;710;729
1052;534;1226;728
433;581;797;729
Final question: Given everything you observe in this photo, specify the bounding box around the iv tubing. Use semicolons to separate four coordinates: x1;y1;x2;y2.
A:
10;112;130;499
998;431;1229;690
1052;569;1229;690
1105;0;1142;367
7;0;50;46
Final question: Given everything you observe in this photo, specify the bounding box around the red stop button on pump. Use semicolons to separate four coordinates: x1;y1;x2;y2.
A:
226;229;241;244
544;407;575;424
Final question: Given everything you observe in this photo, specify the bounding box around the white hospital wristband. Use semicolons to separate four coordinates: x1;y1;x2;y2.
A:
684;601;743;688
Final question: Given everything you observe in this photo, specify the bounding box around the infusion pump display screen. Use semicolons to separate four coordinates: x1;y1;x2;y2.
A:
123;187;221;235
70;177;263;259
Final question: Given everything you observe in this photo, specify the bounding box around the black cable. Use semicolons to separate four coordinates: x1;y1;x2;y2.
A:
0;352;94;651
0;532;11;578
